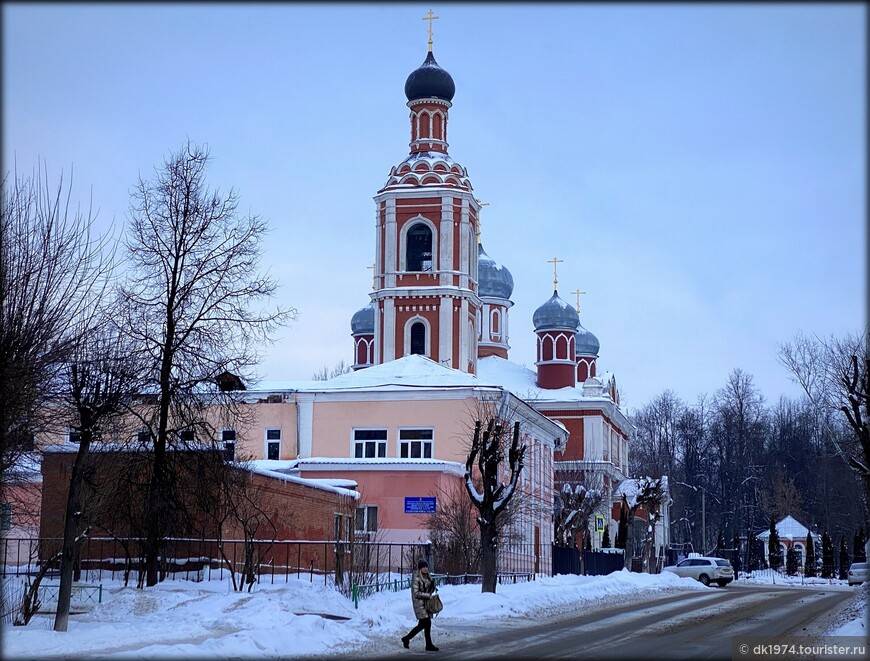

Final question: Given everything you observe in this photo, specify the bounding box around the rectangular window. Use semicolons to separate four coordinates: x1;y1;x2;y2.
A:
137;430;150;445
179;429;195;443
68;429;81;444
399;428;433;459
222;429;236;461
353;429;387;458
266;429;281;460
1;502;11;531
355;505;378;534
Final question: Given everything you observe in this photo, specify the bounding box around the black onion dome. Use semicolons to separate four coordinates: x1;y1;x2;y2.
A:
533;291;580;332
477;243;514;299
350;302;375;335
575;323;600;356
405;51;456;102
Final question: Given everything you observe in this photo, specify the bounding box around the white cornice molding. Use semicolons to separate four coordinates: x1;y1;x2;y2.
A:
374;188;477;203
479;296;515;308
407;98;452;109
299;458;465;476
373;287;481;306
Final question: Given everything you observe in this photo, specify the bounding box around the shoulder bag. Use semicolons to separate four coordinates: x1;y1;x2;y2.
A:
427;591;444;616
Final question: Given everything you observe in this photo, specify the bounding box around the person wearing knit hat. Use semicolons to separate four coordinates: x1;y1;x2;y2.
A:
401;558;439;651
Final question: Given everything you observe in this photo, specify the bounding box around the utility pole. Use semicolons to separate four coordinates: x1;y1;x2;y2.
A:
702;489;706;554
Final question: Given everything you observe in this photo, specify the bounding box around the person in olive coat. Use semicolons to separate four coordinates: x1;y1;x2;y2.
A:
401;559;439;651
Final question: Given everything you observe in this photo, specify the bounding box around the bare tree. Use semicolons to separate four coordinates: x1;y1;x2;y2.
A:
618;476;667;571
710;369;767;540
779;330;870;515
53;320;139;631
14;539;64;626
1;162;111;491
118;141;294;587
463;413;527;594
312;360;352;381
553;468;603;549
425;480;481;575
196;457;279;592
630;390;684;479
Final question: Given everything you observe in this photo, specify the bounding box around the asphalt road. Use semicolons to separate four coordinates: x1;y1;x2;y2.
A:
350;583;861;661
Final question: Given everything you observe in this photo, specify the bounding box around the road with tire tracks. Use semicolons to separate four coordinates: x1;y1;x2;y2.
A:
330;583;862;661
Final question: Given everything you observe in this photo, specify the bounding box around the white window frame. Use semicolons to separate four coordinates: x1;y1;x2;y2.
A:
355;505;378;536
403;315;432;357
491;308;502;340
353;428;388;458
265;428;281;460
398;428;434;459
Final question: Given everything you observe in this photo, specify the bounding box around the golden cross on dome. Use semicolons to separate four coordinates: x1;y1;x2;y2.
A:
423;9;439;52
367;263;376;290
548;257;563;290
571;288;586;313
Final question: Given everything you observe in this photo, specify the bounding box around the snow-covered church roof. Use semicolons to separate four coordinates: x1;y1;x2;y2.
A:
477;355;616;404
757;515;820;541
254;354;502;394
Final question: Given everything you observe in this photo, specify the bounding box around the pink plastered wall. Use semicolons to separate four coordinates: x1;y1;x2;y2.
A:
298;466;464;544
310;398;479;463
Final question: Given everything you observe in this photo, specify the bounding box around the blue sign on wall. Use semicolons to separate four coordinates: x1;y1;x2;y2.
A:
405;497;436;514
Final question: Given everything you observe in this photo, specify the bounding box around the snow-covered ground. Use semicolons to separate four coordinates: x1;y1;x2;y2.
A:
2;571;865;660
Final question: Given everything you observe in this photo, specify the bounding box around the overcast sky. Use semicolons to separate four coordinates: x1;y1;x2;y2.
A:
3;3;866;411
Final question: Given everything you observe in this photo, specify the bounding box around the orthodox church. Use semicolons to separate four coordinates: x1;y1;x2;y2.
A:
35;28;661;572
339;32;655;551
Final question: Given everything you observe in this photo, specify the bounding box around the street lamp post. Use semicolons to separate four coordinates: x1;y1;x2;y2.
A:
674;481;717;555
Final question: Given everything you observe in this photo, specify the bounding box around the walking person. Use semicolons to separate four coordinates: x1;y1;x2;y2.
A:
401;559;439;651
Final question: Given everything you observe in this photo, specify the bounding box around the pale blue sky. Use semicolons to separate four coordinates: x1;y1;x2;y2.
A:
3;3;866;410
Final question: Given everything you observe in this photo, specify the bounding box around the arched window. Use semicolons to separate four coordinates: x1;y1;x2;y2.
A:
410;322;426;355
793;543;804;568
491;309;501;339
406;224;433;271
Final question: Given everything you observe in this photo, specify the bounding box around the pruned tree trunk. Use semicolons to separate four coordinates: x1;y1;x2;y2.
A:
464;414;526;594
480;523;497;593
54;425;90;631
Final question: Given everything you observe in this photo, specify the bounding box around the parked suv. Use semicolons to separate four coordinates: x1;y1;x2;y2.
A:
847;562;869;586
663;556;734;586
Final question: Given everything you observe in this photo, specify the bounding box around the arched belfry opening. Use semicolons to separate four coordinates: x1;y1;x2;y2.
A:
406;223;433;271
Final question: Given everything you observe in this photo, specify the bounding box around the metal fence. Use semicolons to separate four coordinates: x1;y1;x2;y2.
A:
552;546;626;576
0;537;430;588
351;571;536;608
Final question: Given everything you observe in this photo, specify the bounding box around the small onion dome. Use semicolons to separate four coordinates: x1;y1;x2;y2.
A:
405;51;455;102
575;323;600;356
477;243;514;300
350;302;375;335
533;291;580;331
